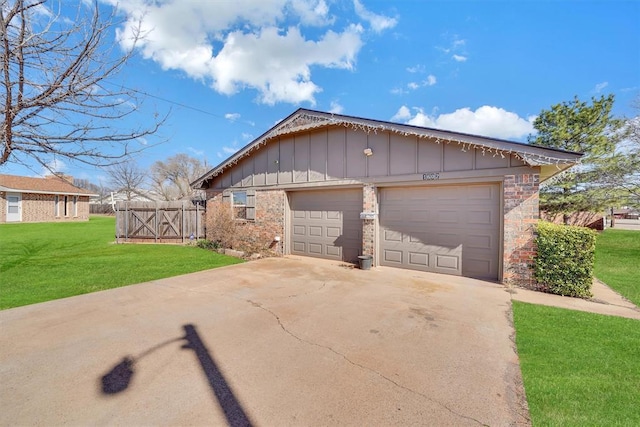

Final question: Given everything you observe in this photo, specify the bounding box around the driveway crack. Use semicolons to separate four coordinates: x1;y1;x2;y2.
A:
260;282;328;300
245;299;487;426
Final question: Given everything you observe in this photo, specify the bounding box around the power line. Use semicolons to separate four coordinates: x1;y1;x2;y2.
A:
104;81;227;119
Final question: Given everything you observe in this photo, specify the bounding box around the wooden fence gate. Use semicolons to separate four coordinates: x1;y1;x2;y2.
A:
115;201;205;243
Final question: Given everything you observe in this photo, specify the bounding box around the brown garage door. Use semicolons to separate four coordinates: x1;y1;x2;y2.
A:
379;184;500;279
290;189;362;263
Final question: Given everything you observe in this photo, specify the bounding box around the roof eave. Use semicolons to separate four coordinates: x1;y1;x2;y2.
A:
191;108;583;189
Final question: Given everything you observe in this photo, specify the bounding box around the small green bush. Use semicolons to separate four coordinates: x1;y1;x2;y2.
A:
196;239;219;251
534;221;597;298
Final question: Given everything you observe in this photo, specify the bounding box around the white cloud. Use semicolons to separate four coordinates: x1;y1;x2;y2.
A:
241;132;254;140
406;64;425;73
392;105;535;140
225;113;241;122
108;0;369;105
406;75;436;91
41;159;67;176
391;105;412;121
437;34;468;63
222;146;239;154
188;147;205;156
217;142;241;158
594;81;609;93
390;87;407;95
353;0;397;33
329;100;344;114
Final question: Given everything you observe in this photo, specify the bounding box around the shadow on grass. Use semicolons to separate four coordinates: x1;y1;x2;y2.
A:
100;324;253;427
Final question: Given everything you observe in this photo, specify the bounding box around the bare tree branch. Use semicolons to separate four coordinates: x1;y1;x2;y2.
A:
1;0;167;170
150;153;208;201
106;159;147;201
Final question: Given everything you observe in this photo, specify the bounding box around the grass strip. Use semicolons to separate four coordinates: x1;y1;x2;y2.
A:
594;229;640;306
0;216;242;309
513;301;640;426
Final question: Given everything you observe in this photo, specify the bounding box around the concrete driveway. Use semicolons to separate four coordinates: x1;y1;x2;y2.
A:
0;256;529;426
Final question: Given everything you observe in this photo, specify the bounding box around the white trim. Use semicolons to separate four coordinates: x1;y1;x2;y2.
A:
6;192;22;222
0;187;95;197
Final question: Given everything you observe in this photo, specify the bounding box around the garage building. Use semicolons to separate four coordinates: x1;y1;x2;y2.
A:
192;109;581;287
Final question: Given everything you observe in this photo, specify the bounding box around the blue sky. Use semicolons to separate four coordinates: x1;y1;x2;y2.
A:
3;0;639;185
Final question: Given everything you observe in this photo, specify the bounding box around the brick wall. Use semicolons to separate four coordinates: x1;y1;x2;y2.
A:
503;173;540;289
0;192;90;223
362;184;377;263
206;189;285;254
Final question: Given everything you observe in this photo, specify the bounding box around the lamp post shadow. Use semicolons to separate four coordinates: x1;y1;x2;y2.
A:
100;323;253;427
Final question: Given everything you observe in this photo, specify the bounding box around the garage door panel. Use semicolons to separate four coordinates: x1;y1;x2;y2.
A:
436;254;459;270
308;243;323;254
384;249;403;263
326;226;341;238
309;211;322;219
408;252;429;266
467;234;492;250
436;210;460;223
464;258;493;277
326;245;341;257
309;226;322;236
380;185;499;279
290;189;363;263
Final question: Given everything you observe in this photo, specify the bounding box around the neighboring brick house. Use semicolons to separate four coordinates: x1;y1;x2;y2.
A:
192;109;582;288
0;174;95;223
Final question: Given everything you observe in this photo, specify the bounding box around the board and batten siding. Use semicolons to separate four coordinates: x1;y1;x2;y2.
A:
211;126;532;189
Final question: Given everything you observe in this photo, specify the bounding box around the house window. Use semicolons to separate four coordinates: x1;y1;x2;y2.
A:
224;190;256;221
73;196;78;217
233;191;247;220
64;195;68;216
54;195;59;217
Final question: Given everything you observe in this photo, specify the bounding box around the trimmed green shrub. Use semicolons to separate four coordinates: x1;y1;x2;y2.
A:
534;221;597;298
196;239;219;251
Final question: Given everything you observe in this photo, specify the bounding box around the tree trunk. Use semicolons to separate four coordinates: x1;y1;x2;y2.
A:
610;207;615;228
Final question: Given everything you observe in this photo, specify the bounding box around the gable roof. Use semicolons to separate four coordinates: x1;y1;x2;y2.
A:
192;108;583;188
0;174;96;196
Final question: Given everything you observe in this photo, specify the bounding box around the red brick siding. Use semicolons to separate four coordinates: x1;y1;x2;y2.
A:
362;184;377;264
0;192;90;223
206;189;285;254
503;174;540;289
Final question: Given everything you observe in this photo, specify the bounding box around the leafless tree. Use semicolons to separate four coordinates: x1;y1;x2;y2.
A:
106;159;147;201
1;0;166;171
150;153;208;201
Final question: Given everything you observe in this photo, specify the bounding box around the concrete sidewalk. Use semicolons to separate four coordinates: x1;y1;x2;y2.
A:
510;279;640;320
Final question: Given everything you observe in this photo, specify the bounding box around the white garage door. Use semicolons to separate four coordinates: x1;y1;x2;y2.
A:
379;184;500;279
290;189;362;263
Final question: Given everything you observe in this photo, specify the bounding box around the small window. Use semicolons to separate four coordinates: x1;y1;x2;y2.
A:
223;190;256;221
233;191;247;220
54;195;60;217
64;195;68;216
73;196;78;217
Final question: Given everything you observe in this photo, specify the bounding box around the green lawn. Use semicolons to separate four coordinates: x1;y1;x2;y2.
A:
0;216;242;309
594;229;640;306
513;301;640;426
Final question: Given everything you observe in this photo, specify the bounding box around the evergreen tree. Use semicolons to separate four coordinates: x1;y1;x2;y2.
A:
528;95;632;223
